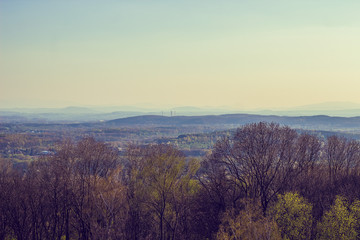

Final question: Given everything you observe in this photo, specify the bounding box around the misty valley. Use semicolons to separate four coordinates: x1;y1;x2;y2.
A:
3;113;360;165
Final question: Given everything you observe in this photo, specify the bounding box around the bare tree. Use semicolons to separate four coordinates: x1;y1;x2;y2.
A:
325;136;360;183
202;122;321;215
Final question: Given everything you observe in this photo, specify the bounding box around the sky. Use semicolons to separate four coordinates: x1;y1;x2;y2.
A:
1;0;360;109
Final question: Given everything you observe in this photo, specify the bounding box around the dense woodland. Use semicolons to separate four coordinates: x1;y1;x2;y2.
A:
1;122;360;239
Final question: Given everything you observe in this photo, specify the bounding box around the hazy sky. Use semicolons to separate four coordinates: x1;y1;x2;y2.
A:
1;0;360;109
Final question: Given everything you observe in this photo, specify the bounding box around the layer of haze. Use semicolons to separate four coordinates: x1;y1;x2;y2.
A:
1;0;360;109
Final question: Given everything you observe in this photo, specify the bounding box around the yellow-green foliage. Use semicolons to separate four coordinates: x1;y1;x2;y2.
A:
216;201;281;240
350;199;360;236
317;196;357;240
131;147;200;239
271;192;313;240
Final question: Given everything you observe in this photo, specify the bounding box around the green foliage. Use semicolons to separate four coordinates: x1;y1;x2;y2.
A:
216;201;282;240
350;199;360;237
126;145;200;240
271;192;313;240
317;196;357;240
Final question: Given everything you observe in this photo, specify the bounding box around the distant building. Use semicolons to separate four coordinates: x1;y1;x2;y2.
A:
40;150;53;155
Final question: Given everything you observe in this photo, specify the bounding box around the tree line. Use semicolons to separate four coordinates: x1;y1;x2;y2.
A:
1;122;360;239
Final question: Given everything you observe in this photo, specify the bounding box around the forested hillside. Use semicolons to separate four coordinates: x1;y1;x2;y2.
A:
2;122;360;239
105;114;360;130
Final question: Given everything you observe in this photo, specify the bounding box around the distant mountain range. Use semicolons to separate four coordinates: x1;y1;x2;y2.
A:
2;102;360;123
291;102;360;111
2;111;360;133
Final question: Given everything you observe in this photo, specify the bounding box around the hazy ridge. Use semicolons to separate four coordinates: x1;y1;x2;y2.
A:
3;102;360;123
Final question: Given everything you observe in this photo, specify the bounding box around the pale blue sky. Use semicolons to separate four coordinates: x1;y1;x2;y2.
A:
1;0;360;109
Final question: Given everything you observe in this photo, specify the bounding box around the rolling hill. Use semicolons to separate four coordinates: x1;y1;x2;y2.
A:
104;114;360;130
